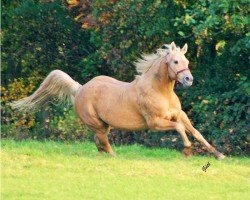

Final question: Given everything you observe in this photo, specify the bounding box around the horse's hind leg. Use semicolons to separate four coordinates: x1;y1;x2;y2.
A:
92;127;115;156
76;114;115;156
75;102;115;156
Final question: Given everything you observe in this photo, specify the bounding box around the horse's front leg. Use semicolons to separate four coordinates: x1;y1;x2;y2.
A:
178;111;226;160
146;117;193;157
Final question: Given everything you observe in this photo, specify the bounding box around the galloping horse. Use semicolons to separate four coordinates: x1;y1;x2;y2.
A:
11;42;225;159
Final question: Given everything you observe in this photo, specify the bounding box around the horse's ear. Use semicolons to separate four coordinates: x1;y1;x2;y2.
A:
170;42;176;51
181;43;188;54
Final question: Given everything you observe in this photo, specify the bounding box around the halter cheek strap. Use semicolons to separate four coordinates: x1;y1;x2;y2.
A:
167;62;190;82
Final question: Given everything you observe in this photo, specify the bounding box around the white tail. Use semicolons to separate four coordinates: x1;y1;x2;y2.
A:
10;70;81;111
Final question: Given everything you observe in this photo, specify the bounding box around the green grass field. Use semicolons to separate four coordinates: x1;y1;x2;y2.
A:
1;140;250;200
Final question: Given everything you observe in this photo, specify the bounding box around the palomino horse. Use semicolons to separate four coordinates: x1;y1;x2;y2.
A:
11;42;225;159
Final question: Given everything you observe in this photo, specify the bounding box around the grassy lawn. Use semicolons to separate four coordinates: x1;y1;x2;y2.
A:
1;140;250;200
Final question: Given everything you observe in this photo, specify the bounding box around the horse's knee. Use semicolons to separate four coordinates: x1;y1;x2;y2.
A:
175;123;185;133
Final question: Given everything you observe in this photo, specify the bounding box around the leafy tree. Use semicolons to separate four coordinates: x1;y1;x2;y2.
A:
2;0;93;84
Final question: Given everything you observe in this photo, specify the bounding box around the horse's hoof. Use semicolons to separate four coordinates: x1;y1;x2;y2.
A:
109;152;116;157
182;147;193;157
216;153;226;160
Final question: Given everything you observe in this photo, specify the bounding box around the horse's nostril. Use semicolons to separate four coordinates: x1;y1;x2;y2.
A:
185;77;190;82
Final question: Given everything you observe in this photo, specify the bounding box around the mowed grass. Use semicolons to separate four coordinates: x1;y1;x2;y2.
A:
1;140;250;200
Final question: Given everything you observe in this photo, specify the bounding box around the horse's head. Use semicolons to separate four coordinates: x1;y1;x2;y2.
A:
164;42;193;87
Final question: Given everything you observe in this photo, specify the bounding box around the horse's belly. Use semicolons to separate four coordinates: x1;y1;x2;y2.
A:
96;98;147;130
103;111;147;131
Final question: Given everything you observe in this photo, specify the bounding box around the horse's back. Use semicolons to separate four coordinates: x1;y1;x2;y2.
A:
90;75;128;85
75;75;126;106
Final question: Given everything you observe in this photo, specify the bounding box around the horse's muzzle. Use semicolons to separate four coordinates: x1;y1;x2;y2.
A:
182;75;193;87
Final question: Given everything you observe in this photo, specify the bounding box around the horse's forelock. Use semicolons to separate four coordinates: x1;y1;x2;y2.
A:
175;47;181;52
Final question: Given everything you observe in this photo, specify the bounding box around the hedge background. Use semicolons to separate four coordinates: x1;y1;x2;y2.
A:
1;0;249;155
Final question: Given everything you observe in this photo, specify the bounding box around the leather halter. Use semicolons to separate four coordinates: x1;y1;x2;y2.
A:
166;60;190;82
175;68;190;75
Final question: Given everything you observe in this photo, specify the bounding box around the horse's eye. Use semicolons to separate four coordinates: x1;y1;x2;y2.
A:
174;60;178;64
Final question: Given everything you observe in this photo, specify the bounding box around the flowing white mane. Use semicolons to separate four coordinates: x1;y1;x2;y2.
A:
135;42;181;74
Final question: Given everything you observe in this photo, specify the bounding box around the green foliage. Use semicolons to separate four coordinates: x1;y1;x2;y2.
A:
49;107;92;141
173;0;249;67
88;0;182;80
1;75;40;139
179;76;249;155
1;0;94;141
1;0;249;155
2;0;93;84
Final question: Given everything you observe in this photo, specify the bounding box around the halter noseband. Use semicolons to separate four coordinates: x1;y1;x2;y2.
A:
166;60;190;82
176;68;190;75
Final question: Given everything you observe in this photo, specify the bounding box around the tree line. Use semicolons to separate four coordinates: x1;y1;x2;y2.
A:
1;0;249;155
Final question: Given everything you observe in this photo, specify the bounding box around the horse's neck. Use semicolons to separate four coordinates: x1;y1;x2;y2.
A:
143;61;175;93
